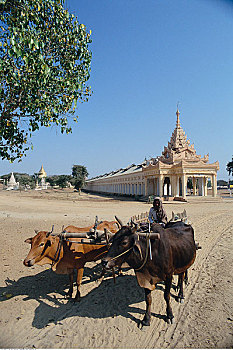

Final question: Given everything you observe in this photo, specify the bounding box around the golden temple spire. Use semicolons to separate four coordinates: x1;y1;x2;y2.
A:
176;104;180;128
38;164;47;178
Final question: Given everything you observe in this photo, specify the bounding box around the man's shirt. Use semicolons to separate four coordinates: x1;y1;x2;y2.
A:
148;207;157;223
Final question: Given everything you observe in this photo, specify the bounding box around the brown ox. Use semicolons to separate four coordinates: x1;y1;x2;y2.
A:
64;220;120;234
102;222;197;328
24;221;119;301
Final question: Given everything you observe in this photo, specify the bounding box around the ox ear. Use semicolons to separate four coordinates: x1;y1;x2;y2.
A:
25;237;32;244
133;236;143;260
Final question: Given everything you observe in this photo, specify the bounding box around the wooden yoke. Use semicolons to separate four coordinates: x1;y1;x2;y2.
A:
55;228;160;243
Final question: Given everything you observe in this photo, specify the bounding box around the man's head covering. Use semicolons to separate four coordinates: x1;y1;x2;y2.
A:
152;197;167;224
153;197;162;207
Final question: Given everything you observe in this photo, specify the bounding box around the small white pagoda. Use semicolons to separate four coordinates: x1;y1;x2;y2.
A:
6;172;19;190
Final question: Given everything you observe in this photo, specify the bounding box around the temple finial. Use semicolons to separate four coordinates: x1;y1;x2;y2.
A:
176;102;180;127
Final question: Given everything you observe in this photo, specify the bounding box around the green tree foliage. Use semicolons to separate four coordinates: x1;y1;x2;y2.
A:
71;164;88;189
0;0;92;162
217;179;228;187
226;156;233;176
46;174;71;188
1;172;36;188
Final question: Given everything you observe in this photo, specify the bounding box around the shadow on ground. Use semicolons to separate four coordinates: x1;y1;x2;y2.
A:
0;263;180;329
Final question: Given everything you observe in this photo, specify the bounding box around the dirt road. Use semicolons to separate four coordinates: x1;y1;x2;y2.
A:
0;190;232;348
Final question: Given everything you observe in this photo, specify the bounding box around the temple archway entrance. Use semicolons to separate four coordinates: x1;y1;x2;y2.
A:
179;177;182;196
163;177;171;196
187;177;193;195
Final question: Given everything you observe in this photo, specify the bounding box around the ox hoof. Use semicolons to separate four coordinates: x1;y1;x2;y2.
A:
138;319;150;330
73;297;81;303
96;276;104;284
70;298;81;304
166;317;174;325
177;296;185;303
65;293;73;299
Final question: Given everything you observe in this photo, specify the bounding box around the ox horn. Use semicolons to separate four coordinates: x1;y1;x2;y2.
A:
131;219;138;229
93;215;98;229
46;224;54;237
115;216;123;228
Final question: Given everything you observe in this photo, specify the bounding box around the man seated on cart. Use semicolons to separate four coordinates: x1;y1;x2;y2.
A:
148;197;168;227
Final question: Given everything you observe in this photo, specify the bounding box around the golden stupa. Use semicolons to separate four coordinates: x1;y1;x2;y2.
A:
38;164;47;179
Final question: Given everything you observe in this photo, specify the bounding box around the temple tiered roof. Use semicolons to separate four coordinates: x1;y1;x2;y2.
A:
157;108;209;165
37;164;47;178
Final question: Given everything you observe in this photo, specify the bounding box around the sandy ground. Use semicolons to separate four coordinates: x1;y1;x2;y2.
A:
0;189;232;349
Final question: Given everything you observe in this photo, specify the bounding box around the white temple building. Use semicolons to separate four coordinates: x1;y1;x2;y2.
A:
6;172;19;190
85;109;219;199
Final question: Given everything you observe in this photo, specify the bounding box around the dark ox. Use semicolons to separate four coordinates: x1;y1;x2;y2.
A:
102;222;197;327
24;221;119;301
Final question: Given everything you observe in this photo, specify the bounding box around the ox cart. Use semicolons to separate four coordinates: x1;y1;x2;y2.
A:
129;209;188;225
57;214;165;241
55;209;188;248
44;215;161;288
24;212;199;307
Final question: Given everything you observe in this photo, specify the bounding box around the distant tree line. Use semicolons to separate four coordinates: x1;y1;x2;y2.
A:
1;164;88;190
1;172;36;188
226;156;233;177
46;165;88;189
217;180;227;186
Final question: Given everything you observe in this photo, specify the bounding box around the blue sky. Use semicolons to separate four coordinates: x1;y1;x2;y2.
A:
1;0;233;180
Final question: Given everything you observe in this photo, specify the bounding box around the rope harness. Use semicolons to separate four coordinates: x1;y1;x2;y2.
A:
50;217;153;271
51;236;63;267
50;215;105;267
108;247;133;261
134;234;150;271
107;231;152;271
51;232;106;267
